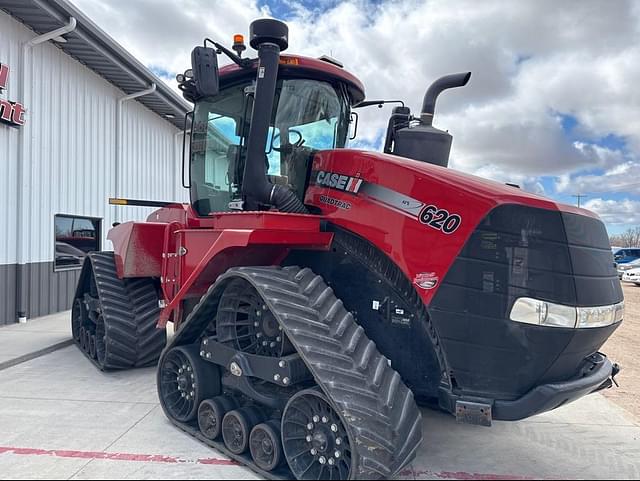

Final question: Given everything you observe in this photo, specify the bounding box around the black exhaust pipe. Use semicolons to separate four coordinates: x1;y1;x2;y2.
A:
420;72;471;125
390;71;471;168
242;19;307;213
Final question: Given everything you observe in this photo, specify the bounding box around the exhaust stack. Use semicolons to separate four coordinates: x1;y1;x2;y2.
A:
390;72;471;168
421;72;471;125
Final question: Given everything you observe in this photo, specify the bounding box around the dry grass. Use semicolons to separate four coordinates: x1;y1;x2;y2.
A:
601;282;640;420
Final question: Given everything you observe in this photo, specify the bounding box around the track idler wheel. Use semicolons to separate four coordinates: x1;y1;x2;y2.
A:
282;388;353;480
250;420;284;472
198;396;238;440
158;345;221;423
222;407;264;455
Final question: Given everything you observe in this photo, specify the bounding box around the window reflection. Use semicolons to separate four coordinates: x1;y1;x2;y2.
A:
55;215;101;269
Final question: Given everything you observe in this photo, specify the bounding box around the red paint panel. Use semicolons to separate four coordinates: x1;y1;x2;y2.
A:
305;149;602;305
158;215;333;327
107;222;167;278
146;204;189;224
218;54;365;103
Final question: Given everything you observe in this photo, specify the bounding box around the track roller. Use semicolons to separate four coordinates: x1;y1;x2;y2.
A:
198;396;238;440
71;298;84;342
88;334;97;359
250;420;284;472
84;330;92;355
79;327;87;351
222;407;265;455
159;345;221;423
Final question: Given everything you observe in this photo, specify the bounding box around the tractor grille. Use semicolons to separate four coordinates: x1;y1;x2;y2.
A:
428;204;622;399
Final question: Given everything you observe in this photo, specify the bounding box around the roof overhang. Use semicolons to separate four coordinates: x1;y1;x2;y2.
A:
0;0;191;129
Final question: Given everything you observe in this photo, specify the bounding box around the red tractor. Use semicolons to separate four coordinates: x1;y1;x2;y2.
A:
72;19;623;480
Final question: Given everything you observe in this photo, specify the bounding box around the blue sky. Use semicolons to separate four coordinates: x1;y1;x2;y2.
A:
72;0;640;236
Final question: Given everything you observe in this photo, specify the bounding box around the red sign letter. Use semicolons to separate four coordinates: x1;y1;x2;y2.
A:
0;99;13;122
0;64;8;90
12;102;25;126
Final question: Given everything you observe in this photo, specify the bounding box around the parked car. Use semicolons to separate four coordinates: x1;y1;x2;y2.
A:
622;266;640;286
613;248;640;264
617;258;640;279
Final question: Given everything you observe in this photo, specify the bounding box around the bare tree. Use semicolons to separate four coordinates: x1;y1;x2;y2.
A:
610;227;640;247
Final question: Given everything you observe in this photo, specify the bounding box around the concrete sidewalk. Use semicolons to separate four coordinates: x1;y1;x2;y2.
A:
0;344;638;480
0;312;72;370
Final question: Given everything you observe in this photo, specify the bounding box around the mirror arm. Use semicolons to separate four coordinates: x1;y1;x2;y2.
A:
205;38;253;68
354;99;405;109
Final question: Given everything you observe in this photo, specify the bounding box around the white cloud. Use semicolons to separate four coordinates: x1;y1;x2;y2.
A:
69;0;640;196
583;198;640;225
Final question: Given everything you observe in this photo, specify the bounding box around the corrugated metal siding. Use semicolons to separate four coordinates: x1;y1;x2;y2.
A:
0;265;17;324
0;11;23;266
0;11;189;323
117;100;188;224
26;262;80;319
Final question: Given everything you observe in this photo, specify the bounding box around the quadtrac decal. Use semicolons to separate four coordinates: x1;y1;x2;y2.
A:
311;170;462;234
319;195;352;210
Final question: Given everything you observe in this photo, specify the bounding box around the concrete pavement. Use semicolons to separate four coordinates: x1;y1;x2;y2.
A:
0;315;639;479
0;312;72;370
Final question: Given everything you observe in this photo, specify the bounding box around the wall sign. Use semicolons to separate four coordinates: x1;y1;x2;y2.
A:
0;63;26;127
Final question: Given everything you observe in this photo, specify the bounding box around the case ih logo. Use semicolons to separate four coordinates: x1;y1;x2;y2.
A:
0;63;26;127
314;170;363;194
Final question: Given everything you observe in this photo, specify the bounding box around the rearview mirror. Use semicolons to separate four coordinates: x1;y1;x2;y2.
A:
191;46;219;98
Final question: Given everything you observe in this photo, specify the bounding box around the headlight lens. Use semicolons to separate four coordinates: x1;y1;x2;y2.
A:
510;298;624;329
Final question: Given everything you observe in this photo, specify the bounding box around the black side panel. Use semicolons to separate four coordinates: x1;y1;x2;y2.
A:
284;228;446;402
562;212;622;306
429;205;622;400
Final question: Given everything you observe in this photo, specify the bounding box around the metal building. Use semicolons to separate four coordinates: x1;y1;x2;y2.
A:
0;0;191;325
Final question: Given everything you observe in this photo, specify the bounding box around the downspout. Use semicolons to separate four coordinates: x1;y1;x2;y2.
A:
114;83;156;223
16;17;77;323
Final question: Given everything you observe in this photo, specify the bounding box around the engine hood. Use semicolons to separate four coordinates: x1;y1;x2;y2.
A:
306;148;611;306
331;149;597;219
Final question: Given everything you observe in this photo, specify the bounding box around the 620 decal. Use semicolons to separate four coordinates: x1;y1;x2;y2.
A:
419;204;462;234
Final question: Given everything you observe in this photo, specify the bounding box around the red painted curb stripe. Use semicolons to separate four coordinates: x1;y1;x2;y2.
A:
0;446;536;480
0;446;238;466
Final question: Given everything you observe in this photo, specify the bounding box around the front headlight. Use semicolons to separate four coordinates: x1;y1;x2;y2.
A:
510;298;624;329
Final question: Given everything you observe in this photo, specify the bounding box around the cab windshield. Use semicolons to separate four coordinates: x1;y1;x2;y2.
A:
190;78;350;215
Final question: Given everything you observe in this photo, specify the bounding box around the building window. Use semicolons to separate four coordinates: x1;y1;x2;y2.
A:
54;215;101;270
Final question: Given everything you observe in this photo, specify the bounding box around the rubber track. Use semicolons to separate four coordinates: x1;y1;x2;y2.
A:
73;252;166;370
159;265;422;480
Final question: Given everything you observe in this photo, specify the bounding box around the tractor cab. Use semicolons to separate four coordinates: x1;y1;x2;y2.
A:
189;72;352;216
178;20;365;216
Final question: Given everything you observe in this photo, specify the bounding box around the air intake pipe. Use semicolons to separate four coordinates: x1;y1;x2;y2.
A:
391;71;471;168
242;19;307;213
